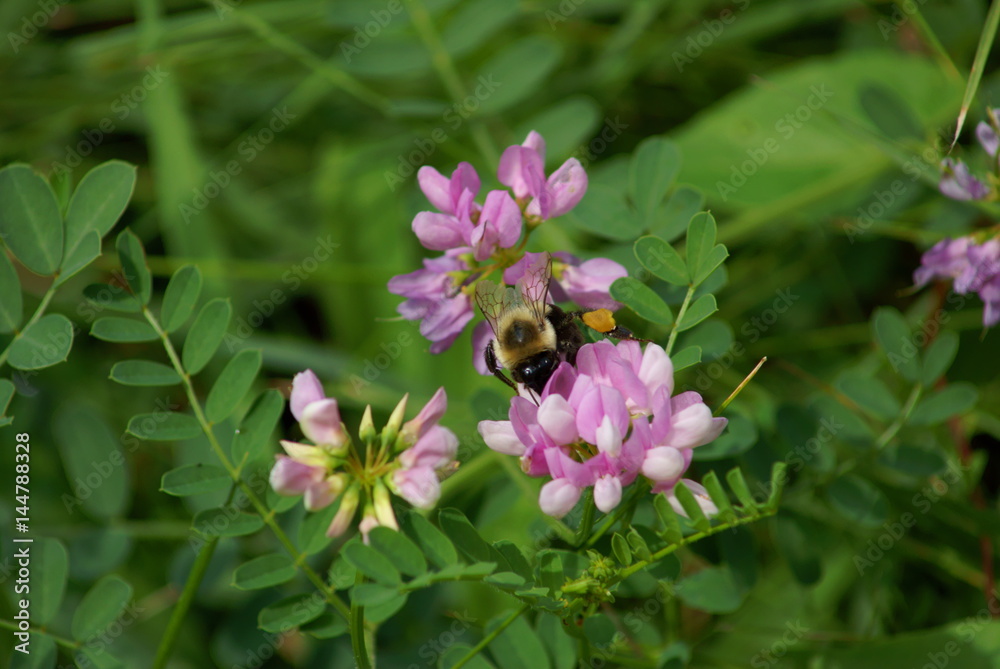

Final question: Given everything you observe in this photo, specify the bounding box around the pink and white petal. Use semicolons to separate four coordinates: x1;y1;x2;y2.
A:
539;478;581;518
300;399;346;446
417;166;454;214
270;455;324;496
478;420;526;456
593;475;623;513
537;394;579;445
290;369;325;422
412;212;466;251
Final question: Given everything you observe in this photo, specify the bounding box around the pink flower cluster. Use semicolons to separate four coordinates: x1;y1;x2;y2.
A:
477;340;727;518
270;370;457;542
389;131;628;357
914;237;1000;327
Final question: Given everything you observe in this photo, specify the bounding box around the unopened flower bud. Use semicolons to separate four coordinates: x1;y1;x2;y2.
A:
358;405;376;444
373;480;399;531
381;393;409;449
327;485;360;538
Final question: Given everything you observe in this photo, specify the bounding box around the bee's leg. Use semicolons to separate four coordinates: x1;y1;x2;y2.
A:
485;341;518;392
573;309;652;343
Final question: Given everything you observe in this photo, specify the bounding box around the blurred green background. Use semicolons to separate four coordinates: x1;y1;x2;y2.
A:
2;0;1000;667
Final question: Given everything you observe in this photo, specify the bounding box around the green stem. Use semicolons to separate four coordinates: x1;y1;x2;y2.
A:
0;279;59;370
574;489;596;547
404;0;499;167
952;0;1000;146
450;605;528;669
0;618;78;650
901;0;960;79
613;508;778;583
222;7;392;115
351;573;373;669
665;284;695;356
140;306;351;620
874;383;923;451
152;485;236;669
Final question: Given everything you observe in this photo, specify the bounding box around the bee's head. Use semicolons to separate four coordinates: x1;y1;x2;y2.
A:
518;350;559;395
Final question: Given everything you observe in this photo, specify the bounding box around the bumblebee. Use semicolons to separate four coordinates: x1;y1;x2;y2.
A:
475;255;642;395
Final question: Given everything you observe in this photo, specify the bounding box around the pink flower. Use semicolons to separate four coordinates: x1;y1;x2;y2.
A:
412;164;481;251
392;466;442;509
478;340;729;518
470;190;522;261
914;236;1000;328
558;257;627;310
400;387;448;445
498;131;588;220
388;250;476;354
418;163;480;216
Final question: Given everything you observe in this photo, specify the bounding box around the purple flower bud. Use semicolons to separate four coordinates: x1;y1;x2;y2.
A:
398;425;458;470
419;293;475;354
537;394;578;445
526;158;588;220
479;420;525;456
939;158;989;201
498;144;546;200
558;257;626;311
977;110;1000;157
914;238;972;288
593;474;622;513
418;163;480;215
471;190;523;261
539;478;581;518
660;392;727;449
412;211;471;251
290;369;325;422
641;447;686;482
392;465;441;509
400;388;448;444
269;455;324;496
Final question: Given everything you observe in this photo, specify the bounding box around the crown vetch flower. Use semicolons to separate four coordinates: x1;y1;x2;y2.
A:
498;131;588;220
939;158;990;201
478;340;727;518
914;236;1000;328
269;371;459;542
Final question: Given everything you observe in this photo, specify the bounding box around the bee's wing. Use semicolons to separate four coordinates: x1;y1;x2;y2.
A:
475;279;518;338
516;253;552;326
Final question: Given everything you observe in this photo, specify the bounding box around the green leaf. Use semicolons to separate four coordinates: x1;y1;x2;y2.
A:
205;349;261;423
7;314;73;370
610;277;674;325
90;317;158;343
825;474;889;529
878;442;948;478
772;514;822;585
626;528;652;561
699;471;736;523
677;294;718;332
726;467;758;510
537;614;576;669
488;612;551;669
350;583;400;607
537;550;563;595
231;389;284;465
909;384;978;426
442;0;519;57
654;493;683;544
474;36;561;116
686;212;717;284
70;575;133;641
921;330;960;385
109;360;182;386
343;540;402;586
485;572;526;590
55;230;101;288
629;138;681;225
858;83;924;141
161;265;203;332
11;634;56;669
182;298;232;374
634;235;688;286
400;511;457;568
0;378;14;420
258;594;325;633
127;412;201;440
0;250;22;333
115;229;151;304
872;307;920;382
160;464;231;496
565;184;642;241
368;527;427;577
652;185;704;242
233;554;296;590
300;611;350;639
297;502;338;555
31;538;68;627
54;405;129;519
674;482;711;532
74;648;124;669
675;567;743;614
63;160;136;267
838;374;901;421
193;507;264;537
83;284;142;313
367;592;410;621
439;645;496;669
439;508;493;563
671;345;701;371
493;541;532;583
0;164;63;275
329;557;358;590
